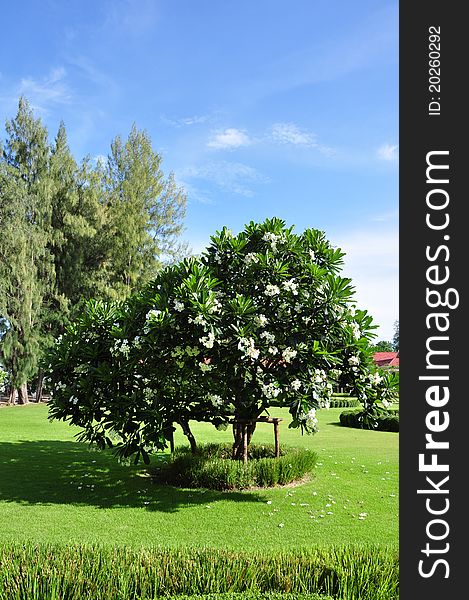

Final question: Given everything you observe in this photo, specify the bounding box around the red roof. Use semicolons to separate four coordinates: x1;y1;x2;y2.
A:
373;352;399;367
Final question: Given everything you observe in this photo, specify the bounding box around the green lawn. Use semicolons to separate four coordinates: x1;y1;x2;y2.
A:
0;403;398;550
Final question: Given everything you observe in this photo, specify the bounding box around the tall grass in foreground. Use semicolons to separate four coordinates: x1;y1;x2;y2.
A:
0;543;398;600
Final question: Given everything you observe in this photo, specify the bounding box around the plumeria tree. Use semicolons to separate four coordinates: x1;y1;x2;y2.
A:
45;300;171;463
46;262;233;462
195;218;396;457
46;218;397;463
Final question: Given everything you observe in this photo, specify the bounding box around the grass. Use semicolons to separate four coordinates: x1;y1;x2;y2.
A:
0;403;398;551
0;543;398;600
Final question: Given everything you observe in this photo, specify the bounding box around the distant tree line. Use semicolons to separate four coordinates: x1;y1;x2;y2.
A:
371;320;399;353
0;97;188;404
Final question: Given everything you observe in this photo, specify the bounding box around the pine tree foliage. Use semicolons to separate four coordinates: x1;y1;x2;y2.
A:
0;98;188;401
0;98;53;402
101;125;186;299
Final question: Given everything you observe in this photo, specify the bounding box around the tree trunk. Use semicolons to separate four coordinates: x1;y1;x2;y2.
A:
179;419;197;454
36;369;44;402
7;387;17;406
232;420;257;461
163;422;175;453
17;383;29;404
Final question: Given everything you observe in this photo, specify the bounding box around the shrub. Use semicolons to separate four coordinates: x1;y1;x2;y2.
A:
151;443;318;490
326;395;360;409
339;409;399;432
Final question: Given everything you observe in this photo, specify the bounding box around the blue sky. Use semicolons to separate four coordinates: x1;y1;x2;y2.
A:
0;0;398;341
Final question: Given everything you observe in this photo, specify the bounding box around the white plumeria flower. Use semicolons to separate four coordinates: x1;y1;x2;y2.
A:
200;332;216;348
246;346;260;360
265;284;281;296
119;340;130;356
238;337;260;360
255;314;268;327
348;355;360;366
146;309;162;320
282;279;298;295
291;379;302;391
268;346;279;355
309;249;316;261
173;300;185;312
208;394;223;406
261;383;280;399
244;253;259;265
260;331;275;344
306;408;318;426
282;347;297;362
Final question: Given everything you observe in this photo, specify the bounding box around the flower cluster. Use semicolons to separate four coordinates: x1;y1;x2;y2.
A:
265;284;281;296
262;231;282;252
282;278;298;295
238;337;260;360
244;253;259;265
282;347;297;363
110;339;131;357
200;332;216;348
261;382;280;399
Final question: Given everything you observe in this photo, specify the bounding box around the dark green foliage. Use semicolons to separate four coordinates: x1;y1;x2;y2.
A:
152;443;318;490
339;409;399;432
370;340;393;352
46;299;168;463
0;543;399;600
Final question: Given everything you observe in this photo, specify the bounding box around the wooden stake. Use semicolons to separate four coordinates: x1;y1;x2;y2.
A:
274;420;280;457
243;424;248;464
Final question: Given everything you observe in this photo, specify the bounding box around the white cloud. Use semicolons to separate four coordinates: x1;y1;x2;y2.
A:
180;161;268;197
18;67;72;112
207;128;252;150
271;122;317;147
333;226;398;341
161;114;210;127
175;178;214;205
378;143;399;161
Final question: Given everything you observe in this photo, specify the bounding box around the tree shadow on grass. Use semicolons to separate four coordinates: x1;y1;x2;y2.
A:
0;440;266;513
